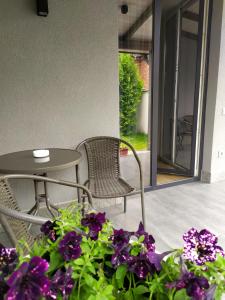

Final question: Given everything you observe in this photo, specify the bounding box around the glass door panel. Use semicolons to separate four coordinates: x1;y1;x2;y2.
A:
158;0;203;180
161;13;179;163
175;0;200;171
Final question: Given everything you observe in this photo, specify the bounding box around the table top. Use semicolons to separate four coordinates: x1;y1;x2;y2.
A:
0;148;81;174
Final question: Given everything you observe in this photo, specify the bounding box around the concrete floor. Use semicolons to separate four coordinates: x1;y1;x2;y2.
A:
1;180;225;254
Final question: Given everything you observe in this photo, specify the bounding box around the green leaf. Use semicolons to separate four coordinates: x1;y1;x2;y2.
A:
130;246;141;256
116;264;127;280
74;257;85;265
174;289;190;300
84;273;95;287
138;235;145;243
133;285;149;295
81;242;91;253
115;264;127;289
124;290;134;300
48;251;63;273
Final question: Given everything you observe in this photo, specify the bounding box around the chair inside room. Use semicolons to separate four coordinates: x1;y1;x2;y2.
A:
75;136;145;227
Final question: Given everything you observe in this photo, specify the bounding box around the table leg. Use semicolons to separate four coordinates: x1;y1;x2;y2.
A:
28;173;59;217
28;180;40;215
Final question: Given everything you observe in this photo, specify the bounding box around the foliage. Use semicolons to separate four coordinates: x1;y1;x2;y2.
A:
1;204;225;300
119;53;144;136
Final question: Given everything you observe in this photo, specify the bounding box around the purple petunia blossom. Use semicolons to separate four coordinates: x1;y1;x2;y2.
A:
166;270;209;300
46;268;74;300
111;248;130;267
135;222;155;252
0;244;18;276
59;231;82;261
81;212;106;240
147;250;173;272
41;221;58;242
128;253;154;279
183;228;224;265
205;284;217;300
111;229;130;250
6;256;50;300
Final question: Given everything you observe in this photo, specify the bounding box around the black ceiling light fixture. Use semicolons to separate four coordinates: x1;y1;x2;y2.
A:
121;4;128;14
37;0;49;17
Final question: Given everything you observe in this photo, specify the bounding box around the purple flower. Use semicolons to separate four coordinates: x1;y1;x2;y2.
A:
128;253;154;279
111;229;130;250
183;228;224;265
59;231;82;261
111;248;130;267
6;256;50;300
46;268;74;300
81;212;106;240
205;285;217;300
147;250;173;272
166;271;209;300
135;222;155;252
41;221;58;242
0;244;18;276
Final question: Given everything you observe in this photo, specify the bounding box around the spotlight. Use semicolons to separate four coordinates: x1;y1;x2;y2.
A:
121;4;128;14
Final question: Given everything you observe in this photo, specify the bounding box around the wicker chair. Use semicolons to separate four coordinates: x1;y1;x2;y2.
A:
0;174;92;247
75;136;145;228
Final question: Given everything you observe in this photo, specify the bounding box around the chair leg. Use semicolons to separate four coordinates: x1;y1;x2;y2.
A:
140;190;146;229
124;196;127;213
75;165;81;203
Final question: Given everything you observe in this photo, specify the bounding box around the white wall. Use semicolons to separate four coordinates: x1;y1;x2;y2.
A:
202;0;225;182
0;0;119;209
136;91;149;134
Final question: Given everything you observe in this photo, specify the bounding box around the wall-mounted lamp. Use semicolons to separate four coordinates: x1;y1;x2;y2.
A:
37;0;49;17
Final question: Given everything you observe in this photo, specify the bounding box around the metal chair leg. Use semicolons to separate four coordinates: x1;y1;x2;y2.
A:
124;196;127;213
140;190;146;229
43;180;58;217
75;165;81;203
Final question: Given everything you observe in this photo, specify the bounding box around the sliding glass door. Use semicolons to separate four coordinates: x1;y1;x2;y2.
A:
158;0;205;178
118;0;211;188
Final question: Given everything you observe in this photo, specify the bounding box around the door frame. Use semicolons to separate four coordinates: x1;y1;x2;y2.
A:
147;0;213;191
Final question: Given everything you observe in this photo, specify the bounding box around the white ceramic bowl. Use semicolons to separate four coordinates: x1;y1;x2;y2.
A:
34;157;50;163
33;149;49;158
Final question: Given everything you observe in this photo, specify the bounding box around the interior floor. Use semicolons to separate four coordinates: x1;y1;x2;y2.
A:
157;173;190;185
157;159;190;185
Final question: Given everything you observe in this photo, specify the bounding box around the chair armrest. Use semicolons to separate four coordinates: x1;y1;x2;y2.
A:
1;174;93;206
0;206;49;225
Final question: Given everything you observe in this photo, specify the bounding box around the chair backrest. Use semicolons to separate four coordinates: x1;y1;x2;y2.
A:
83;137;121;180
0;178;34;247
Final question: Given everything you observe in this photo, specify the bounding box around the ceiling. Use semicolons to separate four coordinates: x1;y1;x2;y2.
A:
118;0;200;53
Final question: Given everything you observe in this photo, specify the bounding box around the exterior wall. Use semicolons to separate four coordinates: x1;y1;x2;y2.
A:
135;56;150;135
136;91;149;134
0;0;119;209
135;57;150;91
201;0;224;182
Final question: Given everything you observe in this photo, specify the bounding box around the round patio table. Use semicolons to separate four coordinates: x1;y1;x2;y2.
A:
0;148;81;216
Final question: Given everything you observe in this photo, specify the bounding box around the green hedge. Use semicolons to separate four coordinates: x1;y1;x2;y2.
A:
119;54;144;136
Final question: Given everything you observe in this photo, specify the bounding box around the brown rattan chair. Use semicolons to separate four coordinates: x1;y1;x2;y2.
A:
75;136;145;228
0;174;92;247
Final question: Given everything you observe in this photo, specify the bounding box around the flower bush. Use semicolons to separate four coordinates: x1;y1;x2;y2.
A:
0;205;225;300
